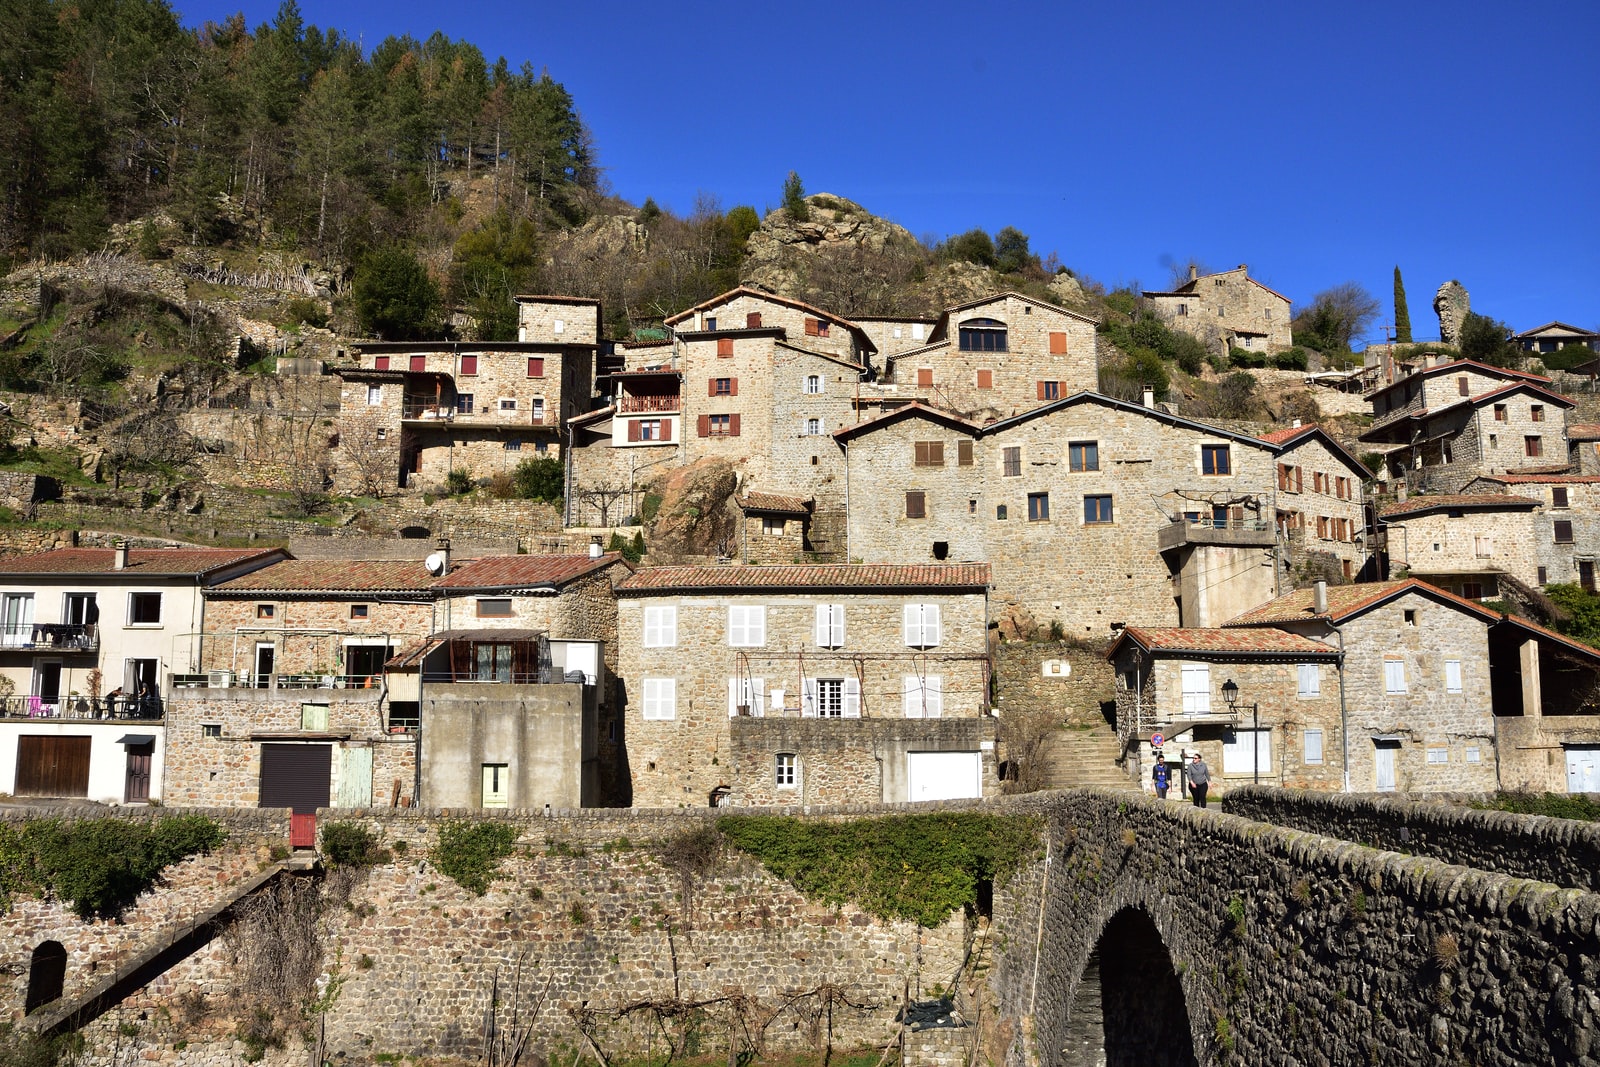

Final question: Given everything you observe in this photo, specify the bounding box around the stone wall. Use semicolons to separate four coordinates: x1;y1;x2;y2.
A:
1386;504;1541;592
991;641;1114;727
1144;267;1292;354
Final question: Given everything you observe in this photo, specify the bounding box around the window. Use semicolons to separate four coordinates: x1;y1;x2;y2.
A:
472;641;515;682
802;676;859;717
803;374;822;394
976;369;993;389
1224;729;1271;775
1028;492;1050;522
728;606;766;647
1384;658;1407;693
803;418;822;436
705;316;716;331
762;516;785;537
642;678;676;720
505;440;522;452
775;753;797;787
1466;746;1481;763
746;312;762;329
1037;380;1061;401
903;603;942;648
957;318;1007;352
1068;442;1099;472
1426;748;1449;765
911;323;925;340
373;356;390;371
1180;664;1210;715
1404;609;1417;626
1445;659;1463;693
1177;303;1187;316
1002;447;1022;477
996;504;1008;520
717;338;734;357
63;593;96;626
804;317;830;337
202;724;222;738
410;355;426;372
455;393;475;414
727;676;765;717
1457;376;1470;396
460;354;478;375
1493;404;1507;422
366;385;381;406
815;604;845;648
256;604;275;619
1532;405;1545;422
531;398;545;422
1201;444;1232;475
637;419;665;441
1048;331;1068;354
903;674;943;718
301;703;329;732
494;399;515;414
1538;566;1549;584
527;357;545;378
1303;729;1324;765
914;441;945;467
1084;495;1114;524
128;592;161;625
957;440;973;466
708;414;733;436
1474;535;1494;558
905;491;926;519
376;428;387;440
712;377;735;396
351;604;369;619
552;318;565;334
1489;434;1498;449
916;367;934;387
476;598;513;617
1460;581;1484;600
1525;435;1543;457
1553;487;1570;508
1555;520;1575;544
642;606;677;647
1297;663;1321;696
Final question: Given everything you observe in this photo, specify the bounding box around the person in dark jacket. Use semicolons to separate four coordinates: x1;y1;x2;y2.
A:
1188;753;1211;808
1152;759;1170;799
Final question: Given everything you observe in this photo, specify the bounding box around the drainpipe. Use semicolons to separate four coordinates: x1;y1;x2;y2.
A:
842;439;851;560
1334;623;1350;793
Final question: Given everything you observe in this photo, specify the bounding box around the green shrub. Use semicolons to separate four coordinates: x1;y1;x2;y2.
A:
445;468;474;496
432;820;519;896
0;815;225;919
1272;348;1308;371
320;822;391;868
1471;791;1600;822
640;492;664;524
283;297;329;330
511;456;563;502
608;531;644;564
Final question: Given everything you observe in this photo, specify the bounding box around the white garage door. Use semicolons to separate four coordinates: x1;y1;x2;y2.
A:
1568;746;1600;794
907;751;982;802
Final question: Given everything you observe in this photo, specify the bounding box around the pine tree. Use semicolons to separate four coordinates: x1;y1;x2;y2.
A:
1393;266;1413;344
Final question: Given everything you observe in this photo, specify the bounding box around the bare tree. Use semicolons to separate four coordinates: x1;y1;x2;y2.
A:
1294;282;1381;352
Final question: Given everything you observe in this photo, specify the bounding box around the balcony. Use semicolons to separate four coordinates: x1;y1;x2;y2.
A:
618;393;681;414
402;402;456;421
0;623;99;653
0;692;161;721
1158;516;1276;551
402;402;558;427
171;672;383;690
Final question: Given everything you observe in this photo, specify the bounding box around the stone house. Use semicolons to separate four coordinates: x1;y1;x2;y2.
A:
1105;626;1344;796
1376;493;1543;599
1514;321;1599;356
834;393;1370;636
0;545;284;804
1467;474;1600;592
1565;424;1600;475
331;296;599;495
614;564;994;808
851;315;938;366
737;492;812;564
1361;360;1573;494
1141;265;1292;355
1259;423;1374;581
875;293;1099;423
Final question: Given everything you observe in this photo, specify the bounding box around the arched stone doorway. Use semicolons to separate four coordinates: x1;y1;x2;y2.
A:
1064;908;1196;1067
398;526;432;539
25;940;67;1014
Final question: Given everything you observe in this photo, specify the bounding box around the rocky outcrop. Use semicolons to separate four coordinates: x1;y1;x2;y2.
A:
643;457;740;562
741;194;919;296
1433;279;1470;346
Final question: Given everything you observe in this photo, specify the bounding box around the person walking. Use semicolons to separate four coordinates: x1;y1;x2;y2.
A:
1188;753;1211;809
1152;759;1170;800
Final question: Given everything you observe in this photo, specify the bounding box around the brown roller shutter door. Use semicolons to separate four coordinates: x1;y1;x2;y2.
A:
259;743;332;814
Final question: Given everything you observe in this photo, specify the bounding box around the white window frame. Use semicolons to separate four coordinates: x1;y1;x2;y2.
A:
499;397;518;412
1384;658;1407;694
815;604;845;648
728;605;767;648
366;384;382;406
641;678;676;720
642;605;677;648
1474;535;1493;559
775;753;797;788
127;591;163;627
804;417;822;436
762;516;785;537
728;676;766;718
1180;663;1211;715
903;603;942;648
801;676;860;718
1426;747;1449;764
1444;659;1463;694
1224;728;1272;775
1303;728;1324;765
1297;663;1321;697
803;374;823;395
903;674;943;718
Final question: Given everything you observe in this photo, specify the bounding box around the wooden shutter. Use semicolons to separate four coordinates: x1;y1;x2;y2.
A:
708;379;718;397
729;377;738;396
1037;381;1047;400
905;491;925;519
843;677;861;718
374;356;389;370
410;355;425;372
916;368;933;387
976;369;993;389
929;441;944;466
1295;467;1303;492
1049;331;1067;354
957;440;973;466
746;312;762;328
805;318;819;336
460;354;477;375
717;338;734;357
697;415;710;438
729;414;741;436
628;420;641;442
660;420;673;442
14;736;91;797
528;357;544;377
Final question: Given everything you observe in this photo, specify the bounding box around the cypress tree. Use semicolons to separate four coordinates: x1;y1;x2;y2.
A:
1393;266;1413;344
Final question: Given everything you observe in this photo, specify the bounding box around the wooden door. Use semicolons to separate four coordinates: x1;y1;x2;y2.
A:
15;736;91;797
1374;743;1398;792
124;742;154;802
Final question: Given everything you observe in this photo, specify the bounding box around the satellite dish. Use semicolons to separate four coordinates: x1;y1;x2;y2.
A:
424;552;447;576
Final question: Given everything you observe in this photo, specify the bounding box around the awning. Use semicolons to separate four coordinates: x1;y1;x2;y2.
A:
116;734;156;745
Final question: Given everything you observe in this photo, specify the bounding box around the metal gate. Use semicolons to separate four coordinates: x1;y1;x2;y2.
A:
1568;746;1600;793
259;743;332;848
15;736;91;797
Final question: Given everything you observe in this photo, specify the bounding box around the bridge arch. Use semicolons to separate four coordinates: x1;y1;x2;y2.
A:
1059;900;1199;1067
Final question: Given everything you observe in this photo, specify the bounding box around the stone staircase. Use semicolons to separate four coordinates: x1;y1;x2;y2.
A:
1040;720;1135;791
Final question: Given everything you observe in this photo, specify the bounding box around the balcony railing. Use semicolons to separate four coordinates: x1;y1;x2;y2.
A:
170;673;382;690
0;623;99;652
617;394;681;414
402;403;456;420
0;694;162;720
402;403;558;426
422;668;591;686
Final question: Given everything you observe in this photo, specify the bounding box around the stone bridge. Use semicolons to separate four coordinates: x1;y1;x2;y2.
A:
4;791;1598;1067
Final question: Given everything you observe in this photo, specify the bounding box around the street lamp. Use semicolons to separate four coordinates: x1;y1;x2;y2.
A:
1221;679;1262;785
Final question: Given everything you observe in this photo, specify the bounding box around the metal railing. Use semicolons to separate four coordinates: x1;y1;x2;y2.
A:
0;694;162;720
402;402;456;420
618;394;681;413
0;623;99;652
1169;516;1272;532
169;673;382;690
422;668;591;686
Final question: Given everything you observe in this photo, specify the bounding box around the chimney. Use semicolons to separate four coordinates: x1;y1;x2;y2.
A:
589;535;603;559
1292;419;1302;428
1313;580;1328;615
1187;264;1198;283
435;537;450;574
1238;263;1248;273
113;540;128;571
1142;385;1155;409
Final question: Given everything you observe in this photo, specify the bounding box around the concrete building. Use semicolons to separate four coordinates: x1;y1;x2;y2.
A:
614;564;994;808
1142;265;1293;355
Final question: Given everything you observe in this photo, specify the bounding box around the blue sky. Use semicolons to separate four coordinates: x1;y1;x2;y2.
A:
191;0;1598;344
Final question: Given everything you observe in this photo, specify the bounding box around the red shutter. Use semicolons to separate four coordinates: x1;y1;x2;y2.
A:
528;357;544;377
805;318;819;336
1295;467;1303;492
730;377;738;397
374;356;389;370
1049;331;1067;354
460;354;477;375
1037;381;1047;400
746;312;762;328
708;378;718;397
697;415;710;438
729;414;741;437
976;369;993;389
627;420;641;442
717;338;734;357
917;368;933;387
661;420;673;442
410;355;425;372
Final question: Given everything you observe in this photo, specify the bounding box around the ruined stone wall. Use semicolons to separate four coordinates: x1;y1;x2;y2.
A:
992;641;1114;727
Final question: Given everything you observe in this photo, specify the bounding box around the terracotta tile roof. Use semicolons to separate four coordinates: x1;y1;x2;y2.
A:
1378;493;1541;518
832;402;980;441
1258;424;1318;445
0;547;281;577
512;294;600;306
1566;423;1600;441
1362;359;1552;401
1360;381;1575;442
1481;473;1600;485
1224;579;1498;628
739;492;811;515
931;290;1098;329
1258;423;1371;477
434;554;628;591
1111;627;1338;658
618;564;990;593
210;559;439;595
663;287;867;338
